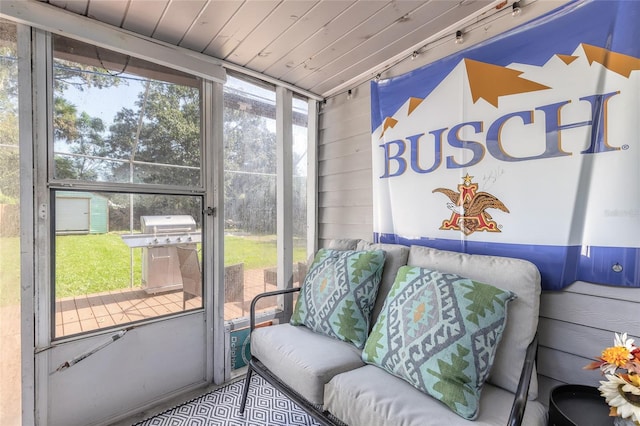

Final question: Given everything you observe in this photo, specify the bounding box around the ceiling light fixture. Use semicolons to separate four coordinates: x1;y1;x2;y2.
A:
347;89;353;100
455;30;464;44
411;51;419;60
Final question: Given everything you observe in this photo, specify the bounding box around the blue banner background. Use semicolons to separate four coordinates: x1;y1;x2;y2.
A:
371;0;640;290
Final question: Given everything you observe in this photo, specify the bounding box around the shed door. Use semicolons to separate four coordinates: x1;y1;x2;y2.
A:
55;197;90;233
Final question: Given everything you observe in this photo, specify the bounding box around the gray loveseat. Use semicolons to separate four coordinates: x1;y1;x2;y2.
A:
239;240;546;426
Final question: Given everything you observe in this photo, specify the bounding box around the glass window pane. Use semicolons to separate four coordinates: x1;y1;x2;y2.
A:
293;96;309;271
53;191;203;339
52;35;202;187
0;18;21;425
223;75;277;323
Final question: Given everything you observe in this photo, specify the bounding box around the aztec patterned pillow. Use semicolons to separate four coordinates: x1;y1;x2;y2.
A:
362;265;516;420
290;248;385;349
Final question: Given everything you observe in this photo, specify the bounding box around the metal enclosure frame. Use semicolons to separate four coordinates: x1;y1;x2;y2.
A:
4;4;319;423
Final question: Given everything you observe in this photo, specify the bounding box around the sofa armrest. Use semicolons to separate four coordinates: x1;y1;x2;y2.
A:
249;287;301;332
508;333;539;426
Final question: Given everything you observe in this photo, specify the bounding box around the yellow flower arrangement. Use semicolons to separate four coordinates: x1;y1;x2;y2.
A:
585;332;640;425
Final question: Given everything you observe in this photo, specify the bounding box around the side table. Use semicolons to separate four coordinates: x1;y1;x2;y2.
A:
549;384;614;426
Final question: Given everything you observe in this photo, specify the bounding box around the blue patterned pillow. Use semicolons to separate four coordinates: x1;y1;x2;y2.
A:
362;266;516;420
290;248;385;349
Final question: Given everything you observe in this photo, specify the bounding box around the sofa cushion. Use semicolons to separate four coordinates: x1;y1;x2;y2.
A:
291;248;385;348
324;365;547;426
251;323;365;405
362;266;515;420
406;245;541;399
355;241;410;326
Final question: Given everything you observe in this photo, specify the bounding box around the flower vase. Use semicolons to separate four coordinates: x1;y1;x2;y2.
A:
614;416;639;426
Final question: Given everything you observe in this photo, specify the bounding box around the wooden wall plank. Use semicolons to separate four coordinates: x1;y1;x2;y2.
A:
540;291;640;336
537;347;602;388
293;1;428;90
229;1;320;66
178;1;243;52
319;116;370;144
561;280;640;300
316;81;373;246
305;3;447;93
319;206;372;226
203;0;280;59
318;169;372;192
87;0;129;27
319;94;370;130
265;1;388;81
536;281;640;407
123;0;170;37
152;0;207;45
319;223;372;242
319;135;371;162
319;152;371;176
48;0;87;15
538;318;613;358
319;188;372;208
246;1;353;73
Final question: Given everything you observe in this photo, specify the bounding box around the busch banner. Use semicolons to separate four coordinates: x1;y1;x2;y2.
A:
371;0;639;290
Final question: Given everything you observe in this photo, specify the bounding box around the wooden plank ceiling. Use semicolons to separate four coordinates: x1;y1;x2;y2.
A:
38;0;503;97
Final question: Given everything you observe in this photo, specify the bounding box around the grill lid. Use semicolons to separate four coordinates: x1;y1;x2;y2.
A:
140;215;196;233
121;215;201;248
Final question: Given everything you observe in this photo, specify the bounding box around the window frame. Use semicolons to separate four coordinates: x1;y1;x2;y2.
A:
46;33;211;341
49;35;207;191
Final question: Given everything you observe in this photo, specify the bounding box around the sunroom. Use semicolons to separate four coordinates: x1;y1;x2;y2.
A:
1;1;639;425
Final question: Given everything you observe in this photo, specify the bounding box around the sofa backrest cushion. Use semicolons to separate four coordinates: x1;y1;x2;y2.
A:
407;245;541;398
327;239;360;250
362;266;516;420
291;248;386;349
356;240;410;326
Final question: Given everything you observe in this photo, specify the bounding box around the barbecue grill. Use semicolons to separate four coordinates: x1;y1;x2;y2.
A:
121;215;202;294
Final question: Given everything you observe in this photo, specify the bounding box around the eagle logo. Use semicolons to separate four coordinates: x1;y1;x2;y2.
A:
433;174;509;235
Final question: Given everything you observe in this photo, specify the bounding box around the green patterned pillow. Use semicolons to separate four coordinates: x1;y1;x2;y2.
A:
362;265;516;420
290;248;385;349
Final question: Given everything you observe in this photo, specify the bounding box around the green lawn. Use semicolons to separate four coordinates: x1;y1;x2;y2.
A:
224;234;307;269
0;232;308;305
55;233;144;298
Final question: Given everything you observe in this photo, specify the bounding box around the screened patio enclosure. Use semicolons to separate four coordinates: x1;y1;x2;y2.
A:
6;1;630;425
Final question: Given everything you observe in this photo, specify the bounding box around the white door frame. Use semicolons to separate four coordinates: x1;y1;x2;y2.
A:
17;21;36;426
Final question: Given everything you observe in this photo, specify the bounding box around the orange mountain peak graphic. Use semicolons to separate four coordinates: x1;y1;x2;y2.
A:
556;54;579;65
581;43;640;78
380;116;398;138
407;97;424;115
464;58;550;107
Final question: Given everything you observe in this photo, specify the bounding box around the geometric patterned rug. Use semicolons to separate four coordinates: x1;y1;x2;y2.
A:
133;375;321;426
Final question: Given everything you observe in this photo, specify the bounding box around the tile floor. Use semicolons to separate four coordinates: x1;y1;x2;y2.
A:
55;268;288;337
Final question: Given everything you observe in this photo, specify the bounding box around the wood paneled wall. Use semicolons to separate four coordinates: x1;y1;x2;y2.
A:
317;85;373;246
537;281;640;405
